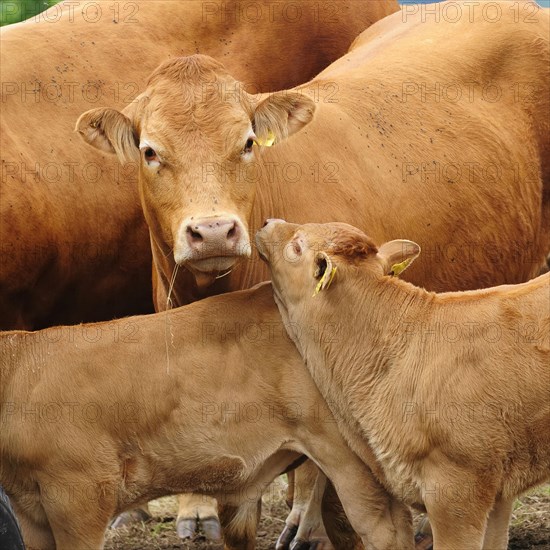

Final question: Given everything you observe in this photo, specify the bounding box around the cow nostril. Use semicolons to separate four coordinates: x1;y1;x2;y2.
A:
262;220;269;228
187;226;203;243
227;225;236;240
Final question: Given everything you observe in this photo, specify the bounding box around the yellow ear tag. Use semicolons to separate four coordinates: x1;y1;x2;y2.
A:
312;267;337;297
390;259;411;277
255;130;275;147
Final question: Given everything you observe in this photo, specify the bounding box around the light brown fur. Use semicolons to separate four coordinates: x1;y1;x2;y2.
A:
1;0;398;330
4;4;399;539
258;220;550;550
77;1;549;316
75;2;550;544
0;283;415;550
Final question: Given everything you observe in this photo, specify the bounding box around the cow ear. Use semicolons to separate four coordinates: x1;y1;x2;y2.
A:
378;240;421;276
253;92;315;146
75;108;139;163
312;252;337;296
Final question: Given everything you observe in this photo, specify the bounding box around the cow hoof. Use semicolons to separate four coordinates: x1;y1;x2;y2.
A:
290;540;330;550
275;523;298;549
176;517;197;539
290;539;312;550
415;533;433;550
415;515;433;550
110;508;151;529
200;516;223;542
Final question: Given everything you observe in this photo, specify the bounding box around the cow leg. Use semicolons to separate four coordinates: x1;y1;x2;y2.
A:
426;494;488;550
427;512;486;550
40;492;111;550
309;449;414;549
321;481;364;550
414;515;433;550
217;498;261;550
176;493;221;542
277;460;334;549
293;468;334;550
482;498;514;550
286;470;296;508
49;527;106;550
13;508;56;550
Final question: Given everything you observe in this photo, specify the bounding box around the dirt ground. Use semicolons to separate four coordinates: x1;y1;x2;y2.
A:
105;482;550;549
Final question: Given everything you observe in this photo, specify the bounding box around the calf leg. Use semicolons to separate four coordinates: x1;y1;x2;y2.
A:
423;458;494;550
286;470;295;508
482;498;514;550
321;481;364;550
427;507;486;550
42;497;110;550
277;461;334;549
13;508;55;550
424;483;488;550
38;475;115;550
176;493;221;541
277;461;333;549
310;447;414;549
218;498;261;550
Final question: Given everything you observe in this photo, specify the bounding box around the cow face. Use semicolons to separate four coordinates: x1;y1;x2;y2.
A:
256;220;420;312
76;55;315;284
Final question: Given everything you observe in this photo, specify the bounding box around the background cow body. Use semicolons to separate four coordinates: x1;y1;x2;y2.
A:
244;3;550;294
0;0;399;330
79;1;550;314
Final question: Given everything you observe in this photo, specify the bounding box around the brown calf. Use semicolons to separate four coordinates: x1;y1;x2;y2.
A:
1;283;415;550
257;220;550;550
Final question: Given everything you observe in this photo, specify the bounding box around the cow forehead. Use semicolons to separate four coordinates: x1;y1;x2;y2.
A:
137;82;252;153
139;56;253;129
273;223;340;245
273;223;378;259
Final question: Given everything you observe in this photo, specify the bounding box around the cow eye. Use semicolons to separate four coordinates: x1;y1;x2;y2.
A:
144;147;157;161
243;138;255;155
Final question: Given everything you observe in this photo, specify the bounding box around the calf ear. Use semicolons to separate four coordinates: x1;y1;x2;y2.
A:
75;108;138;163
378;240;421;276
253;92;315;146
313;252;337;296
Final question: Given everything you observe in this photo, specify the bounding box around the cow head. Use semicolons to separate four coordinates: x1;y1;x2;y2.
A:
256;220;420;313
76;55;315;286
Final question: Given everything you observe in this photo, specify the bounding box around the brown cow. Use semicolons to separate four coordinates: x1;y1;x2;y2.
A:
257;219;550;550
0;0;397;331
76;4;549;542
0;282;416;550
76;1;550;310
2;2;399;542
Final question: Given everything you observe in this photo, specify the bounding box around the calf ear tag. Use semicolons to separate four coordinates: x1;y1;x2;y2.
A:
255;129;275;147
312;266;337;297
390;259;411;277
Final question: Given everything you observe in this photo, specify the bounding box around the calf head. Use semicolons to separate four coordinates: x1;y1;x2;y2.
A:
76;55;315;286
256;220;420;317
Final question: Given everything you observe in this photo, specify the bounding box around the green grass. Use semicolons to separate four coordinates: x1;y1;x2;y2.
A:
0;0;60;26
150;521;173;537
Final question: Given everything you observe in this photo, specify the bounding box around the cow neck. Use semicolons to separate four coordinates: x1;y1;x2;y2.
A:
252;173;289;230
293;273;434;399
